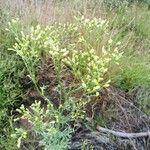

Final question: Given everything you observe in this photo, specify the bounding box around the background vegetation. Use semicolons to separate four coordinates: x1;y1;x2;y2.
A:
0;0;150;149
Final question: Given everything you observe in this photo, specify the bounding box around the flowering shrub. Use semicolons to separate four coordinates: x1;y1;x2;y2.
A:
12;99;86;149
64;39;122;95
8;16;123;149
8;17;123;95
75;16;108;31
8;25;53;59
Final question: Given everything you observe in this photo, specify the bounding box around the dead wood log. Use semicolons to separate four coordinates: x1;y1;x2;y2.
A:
97;126;150;138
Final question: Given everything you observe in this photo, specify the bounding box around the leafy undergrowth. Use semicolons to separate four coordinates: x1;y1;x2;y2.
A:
0;1;150;150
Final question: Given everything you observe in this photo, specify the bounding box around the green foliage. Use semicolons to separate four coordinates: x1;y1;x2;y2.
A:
0;1;150;149
137;88;150;115
9;17;123;96
103;0;129;9
103;0;150;9
0;23;24;132
64;43;122;94
12;98;86;149
6;16;123;149
0;132;18;150
134;6;150;39
0;54;23;113
111;55;150;91
0;60;22;137
0;16;25;149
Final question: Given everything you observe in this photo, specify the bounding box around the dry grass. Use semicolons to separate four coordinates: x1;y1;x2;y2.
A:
0;1;150;149
1;0;109;25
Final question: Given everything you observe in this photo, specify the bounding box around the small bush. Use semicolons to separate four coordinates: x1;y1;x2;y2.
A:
7;16;123;149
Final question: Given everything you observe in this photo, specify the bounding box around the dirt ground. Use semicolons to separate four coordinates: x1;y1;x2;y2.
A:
17;58;150;150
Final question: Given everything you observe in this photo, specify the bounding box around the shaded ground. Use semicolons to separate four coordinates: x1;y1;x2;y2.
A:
72;86;150;149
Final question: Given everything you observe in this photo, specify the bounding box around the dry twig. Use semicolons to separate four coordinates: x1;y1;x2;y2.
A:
97;126;150;138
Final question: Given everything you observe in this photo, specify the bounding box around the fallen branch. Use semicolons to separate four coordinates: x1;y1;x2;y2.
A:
97;126;150;138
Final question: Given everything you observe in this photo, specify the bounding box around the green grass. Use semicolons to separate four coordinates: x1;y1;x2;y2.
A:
0;0;150;149
110;53;150;91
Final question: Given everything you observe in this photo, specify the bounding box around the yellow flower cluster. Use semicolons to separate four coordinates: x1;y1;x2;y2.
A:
75;16;108;29
64;41;122;95
9;17;123;96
